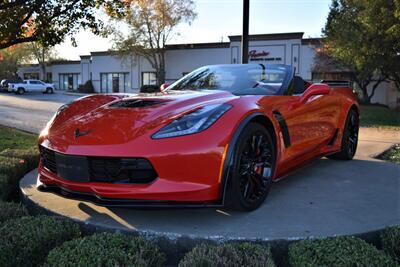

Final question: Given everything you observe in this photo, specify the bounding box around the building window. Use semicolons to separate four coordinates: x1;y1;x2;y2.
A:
142;72;157;86
46;72;52;83
59;73;81;91
100;73;129;93
23;73;39;80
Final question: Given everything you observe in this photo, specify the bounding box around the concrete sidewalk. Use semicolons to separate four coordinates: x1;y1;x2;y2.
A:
20;128;399;241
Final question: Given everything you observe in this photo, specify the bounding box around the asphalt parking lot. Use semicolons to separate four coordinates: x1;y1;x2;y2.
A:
0;91;80;133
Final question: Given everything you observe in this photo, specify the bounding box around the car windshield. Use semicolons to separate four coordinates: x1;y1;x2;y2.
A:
167;64;292;95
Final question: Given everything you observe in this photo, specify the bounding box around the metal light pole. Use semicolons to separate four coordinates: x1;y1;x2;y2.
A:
241;0;250;63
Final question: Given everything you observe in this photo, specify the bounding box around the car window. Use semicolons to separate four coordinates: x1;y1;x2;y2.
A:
30;81;39;84
167;64;292;96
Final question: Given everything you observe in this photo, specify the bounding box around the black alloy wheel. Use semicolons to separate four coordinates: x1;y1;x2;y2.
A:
226;123;275;211
328;109;359;160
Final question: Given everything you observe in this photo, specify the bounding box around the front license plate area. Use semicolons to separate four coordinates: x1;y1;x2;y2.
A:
55;153;90;182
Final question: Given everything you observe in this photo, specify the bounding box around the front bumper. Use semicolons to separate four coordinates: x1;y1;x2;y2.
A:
37;182;222;208
38;134;227;203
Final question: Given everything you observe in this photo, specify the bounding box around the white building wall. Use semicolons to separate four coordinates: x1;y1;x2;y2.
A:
50;63;81;90
300;44;317;81
90;54;132;93
165;47;230;83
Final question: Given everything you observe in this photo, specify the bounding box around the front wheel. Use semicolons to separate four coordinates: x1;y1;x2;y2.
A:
327;109;359;160
45;87;54;94
225;123;275;211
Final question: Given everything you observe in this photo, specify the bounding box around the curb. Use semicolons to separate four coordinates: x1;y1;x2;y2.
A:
20;181;393;266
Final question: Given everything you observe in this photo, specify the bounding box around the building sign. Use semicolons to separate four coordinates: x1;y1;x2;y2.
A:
248;47;284;63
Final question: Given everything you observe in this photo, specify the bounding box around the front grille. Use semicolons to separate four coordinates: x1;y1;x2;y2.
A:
39;146;157;184
40;146;57;173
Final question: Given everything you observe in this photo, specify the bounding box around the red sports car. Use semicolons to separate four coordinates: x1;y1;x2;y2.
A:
37;64;359;211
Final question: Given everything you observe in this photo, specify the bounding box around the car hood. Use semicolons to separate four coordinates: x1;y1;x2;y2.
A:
45;90;237;149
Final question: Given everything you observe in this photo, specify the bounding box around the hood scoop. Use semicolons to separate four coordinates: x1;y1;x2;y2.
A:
109;99;165;108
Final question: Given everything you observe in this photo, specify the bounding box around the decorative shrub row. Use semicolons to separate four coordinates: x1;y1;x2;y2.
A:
45;232;166;267
179;242;276;267
382;225;400;263
0;215;80;267
0;201;28;223
288;236;398;267
0;148;39;201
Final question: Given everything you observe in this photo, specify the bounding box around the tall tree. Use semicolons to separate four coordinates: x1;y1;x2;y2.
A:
0;0;114;50
105;0;197;85
0;45;31;79
323;0;399;103
24;42;57;81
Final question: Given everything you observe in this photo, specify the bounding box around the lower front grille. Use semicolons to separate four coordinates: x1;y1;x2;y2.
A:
39;146;157;184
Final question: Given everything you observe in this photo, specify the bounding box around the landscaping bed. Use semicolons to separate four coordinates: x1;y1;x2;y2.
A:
377;144;400;164
360;105;400;129
0;125;38;201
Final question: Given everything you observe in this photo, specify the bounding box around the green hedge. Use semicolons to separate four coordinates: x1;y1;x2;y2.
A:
179;242;275;267
45;232;165;267
0;148;39;201
382;226;400;263
0;156;26;201
0;215;80;267
289;236;397;267
0;201;28;224
0;147;39;170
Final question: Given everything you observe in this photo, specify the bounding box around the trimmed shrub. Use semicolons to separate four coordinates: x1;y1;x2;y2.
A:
0;156;27;200
140;84;160;93
0;201;28;223
0;174;9;200
179;242;276;267
382;226;400;263
0;215;80;267
289;236;397;267
0;147;39;170
78;80;95;93
45;232;165;267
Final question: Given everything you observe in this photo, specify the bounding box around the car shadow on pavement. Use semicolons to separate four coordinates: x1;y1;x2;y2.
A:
72;157;400;240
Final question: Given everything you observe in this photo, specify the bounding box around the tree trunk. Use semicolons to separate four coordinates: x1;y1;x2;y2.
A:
367;79;384;103
156;51;166;85
360;85;370;104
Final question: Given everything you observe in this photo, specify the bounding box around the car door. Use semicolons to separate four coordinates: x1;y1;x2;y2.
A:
268;76;341;166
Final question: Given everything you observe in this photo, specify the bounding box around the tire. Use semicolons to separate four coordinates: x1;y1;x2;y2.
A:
46;87;54;94
225;123;276;211
17;88;25;95
327;109;359;160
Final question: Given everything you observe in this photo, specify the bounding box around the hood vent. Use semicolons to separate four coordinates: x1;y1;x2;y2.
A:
109;99;164;108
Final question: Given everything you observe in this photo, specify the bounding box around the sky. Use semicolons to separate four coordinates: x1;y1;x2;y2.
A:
54;0;332;60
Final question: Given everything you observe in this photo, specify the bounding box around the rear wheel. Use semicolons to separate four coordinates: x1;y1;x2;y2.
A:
17;88;25;95
327;109;359;160
226;123;275;211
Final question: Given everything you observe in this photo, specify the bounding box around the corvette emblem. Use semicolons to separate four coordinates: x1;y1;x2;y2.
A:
74;128;92;138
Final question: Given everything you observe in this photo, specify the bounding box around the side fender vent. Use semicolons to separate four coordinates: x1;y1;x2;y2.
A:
273;111;291;148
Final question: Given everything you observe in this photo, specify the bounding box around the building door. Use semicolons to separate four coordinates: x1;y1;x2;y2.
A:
112;76;119;93
68;75;73;90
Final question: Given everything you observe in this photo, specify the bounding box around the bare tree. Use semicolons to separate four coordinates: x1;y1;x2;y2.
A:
25;43;57;81
105;0;197;84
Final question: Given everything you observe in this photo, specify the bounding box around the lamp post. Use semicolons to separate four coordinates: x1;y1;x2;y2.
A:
241;0;250;63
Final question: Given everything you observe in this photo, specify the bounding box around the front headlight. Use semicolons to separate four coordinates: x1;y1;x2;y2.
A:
152;103;232;139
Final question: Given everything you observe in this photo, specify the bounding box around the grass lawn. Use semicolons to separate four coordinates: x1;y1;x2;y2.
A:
377;144;400;164
0;125;37;152
360;105;400;129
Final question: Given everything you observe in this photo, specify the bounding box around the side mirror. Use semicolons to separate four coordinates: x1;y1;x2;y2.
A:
160;83;169;92
301;83;330;103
